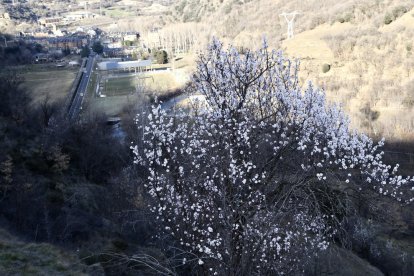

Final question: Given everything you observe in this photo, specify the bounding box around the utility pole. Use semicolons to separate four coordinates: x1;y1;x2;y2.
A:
84;2;89;18
279;11;300;39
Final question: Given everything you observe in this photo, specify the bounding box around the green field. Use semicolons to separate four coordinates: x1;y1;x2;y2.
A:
102;72;179;97
87;71;181;116
103;76;138;97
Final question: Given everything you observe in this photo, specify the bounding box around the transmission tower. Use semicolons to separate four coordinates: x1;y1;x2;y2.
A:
83;2;89;18
279;11;300;39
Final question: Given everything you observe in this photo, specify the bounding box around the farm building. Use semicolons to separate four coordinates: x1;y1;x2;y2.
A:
38;17;63;27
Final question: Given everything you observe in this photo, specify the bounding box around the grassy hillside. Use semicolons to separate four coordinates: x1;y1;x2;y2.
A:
151;0;414;141
280;6;414;141
0;228;90;275
52;0;413;140
20;66;78;106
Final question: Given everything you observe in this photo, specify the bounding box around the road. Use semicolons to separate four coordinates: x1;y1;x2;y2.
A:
68;54;95;120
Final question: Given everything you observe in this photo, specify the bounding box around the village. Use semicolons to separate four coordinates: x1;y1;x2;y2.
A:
0;0;198;120
0;0;173;63
1;1;414;275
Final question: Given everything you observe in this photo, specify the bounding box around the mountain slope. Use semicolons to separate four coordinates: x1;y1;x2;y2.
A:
162;0;414;140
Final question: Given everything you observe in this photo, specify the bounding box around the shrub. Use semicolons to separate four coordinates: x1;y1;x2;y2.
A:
338;13;353;23
322;63;331;73
92;41;104;54
402;97;414;108
360;104;380;122
384;6;408;25
392;6;408;19
80;46;90;58
123;40;134;47
384;14;393;25
223;3;232;14
175;0;187;15
153;49;168;64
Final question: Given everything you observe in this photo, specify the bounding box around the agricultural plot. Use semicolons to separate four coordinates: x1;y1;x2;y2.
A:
101;72;179;97
19;67;78;106
102;76;139;97
87;71;182;117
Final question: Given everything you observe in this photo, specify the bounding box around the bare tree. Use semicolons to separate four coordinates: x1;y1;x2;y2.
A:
39;94;58;127
0;71;29;123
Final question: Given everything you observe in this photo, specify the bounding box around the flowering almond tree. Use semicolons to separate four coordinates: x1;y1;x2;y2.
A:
132;39;414;275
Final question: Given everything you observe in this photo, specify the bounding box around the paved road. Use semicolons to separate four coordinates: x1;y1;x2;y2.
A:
68;54;95;119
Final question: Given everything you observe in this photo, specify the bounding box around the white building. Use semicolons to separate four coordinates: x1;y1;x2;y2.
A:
97;60;152;73
63;11;98;22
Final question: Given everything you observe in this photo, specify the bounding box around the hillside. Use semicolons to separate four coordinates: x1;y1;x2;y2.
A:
0;1;414;274
281;6;414;141
0;228;93;275
153;0;414;141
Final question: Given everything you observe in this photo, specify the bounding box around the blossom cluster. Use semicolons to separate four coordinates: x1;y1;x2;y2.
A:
132;39;414;274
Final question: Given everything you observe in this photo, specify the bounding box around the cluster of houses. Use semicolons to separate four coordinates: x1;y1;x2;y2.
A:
9;29;93;65
15;27;144;63
38;10;98;28
100;32;142;58
16;29;147;65
21;29;91;54
10;17;171;65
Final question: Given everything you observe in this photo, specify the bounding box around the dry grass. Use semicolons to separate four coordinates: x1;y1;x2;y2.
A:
276;5;414;141
19;66;78;106
0;228;88;275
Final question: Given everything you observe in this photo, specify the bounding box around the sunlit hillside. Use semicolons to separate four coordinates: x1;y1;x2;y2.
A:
154;0;414;140
2;0;413;139
1;1;414;275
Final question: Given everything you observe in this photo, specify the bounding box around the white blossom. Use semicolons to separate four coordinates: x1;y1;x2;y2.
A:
133;38;414;275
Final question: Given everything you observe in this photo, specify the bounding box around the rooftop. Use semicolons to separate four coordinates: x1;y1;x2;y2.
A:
97;60;152;71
